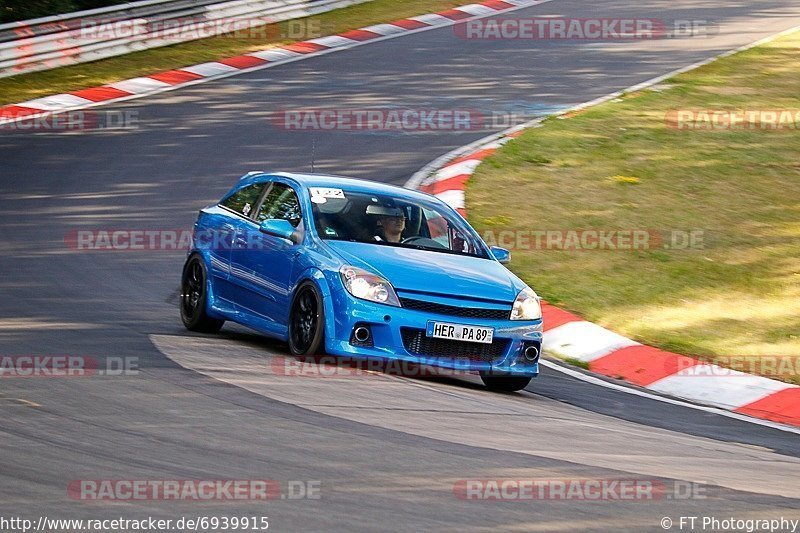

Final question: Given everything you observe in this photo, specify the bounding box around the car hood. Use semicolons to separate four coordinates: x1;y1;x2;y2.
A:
324;240;521;303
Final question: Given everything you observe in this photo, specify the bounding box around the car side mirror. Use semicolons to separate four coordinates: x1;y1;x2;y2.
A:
491;246;511;264
260;219;299;244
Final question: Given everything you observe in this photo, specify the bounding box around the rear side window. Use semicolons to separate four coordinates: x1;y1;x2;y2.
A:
221;184;264;217
256;183;302;227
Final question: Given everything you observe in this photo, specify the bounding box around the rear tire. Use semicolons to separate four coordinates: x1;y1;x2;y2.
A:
480;373;532;392
180;255;224;333
288;281;325;357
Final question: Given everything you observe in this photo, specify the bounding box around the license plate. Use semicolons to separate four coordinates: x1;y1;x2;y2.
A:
427;321;494;344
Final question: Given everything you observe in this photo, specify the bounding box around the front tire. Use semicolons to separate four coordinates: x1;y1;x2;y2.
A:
180;255;224;333
480;372;532;392
288;281;325;356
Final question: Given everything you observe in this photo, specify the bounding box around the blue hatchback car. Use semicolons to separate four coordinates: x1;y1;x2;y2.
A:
181;172;543;391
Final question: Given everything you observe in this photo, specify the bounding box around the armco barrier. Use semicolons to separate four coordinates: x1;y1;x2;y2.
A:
0;0;371;78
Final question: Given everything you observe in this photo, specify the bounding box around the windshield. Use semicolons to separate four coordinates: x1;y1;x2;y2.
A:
308;186;488;258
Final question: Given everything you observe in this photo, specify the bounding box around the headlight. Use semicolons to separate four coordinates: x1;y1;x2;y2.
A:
510;287;542;320
339;266;400;307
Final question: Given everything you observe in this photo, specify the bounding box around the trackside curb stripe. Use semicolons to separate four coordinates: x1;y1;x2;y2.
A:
588;345;700;387
735;388;800;426
543;321;639;363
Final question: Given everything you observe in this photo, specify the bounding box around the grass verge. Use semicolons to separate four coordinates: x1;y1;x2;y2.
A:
468;30;800;383
0;0;469;105
563;358;590;370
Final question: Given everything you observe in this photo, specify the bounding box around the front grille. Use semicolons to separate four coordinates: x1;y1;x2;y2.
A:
400;327;509;363
399;297;511;320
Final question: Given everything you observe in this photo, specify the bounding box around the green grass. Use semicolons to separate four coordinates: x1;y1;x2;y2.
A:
0;0;468;105
564;358;590;370
468;31;800;383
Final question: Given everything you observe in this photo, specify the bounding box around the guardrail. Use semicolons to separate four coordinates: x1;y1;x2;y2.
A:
0;0;371;78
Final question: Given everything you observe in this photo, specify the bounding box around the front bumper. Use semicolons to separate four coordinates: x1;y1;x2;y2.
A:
324;287;542;376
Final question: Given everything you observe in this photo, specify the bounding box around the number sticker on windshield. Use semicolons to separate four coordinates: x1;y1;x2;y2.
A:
310;187;345;199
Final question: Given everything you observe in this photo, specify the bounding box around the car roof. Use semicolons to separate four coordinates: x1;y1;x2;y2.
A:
240;171;437;202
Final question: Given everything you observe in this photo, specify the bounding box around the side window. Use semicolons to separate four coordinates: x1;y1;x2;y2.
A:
221;184;264;217
256;183;302;227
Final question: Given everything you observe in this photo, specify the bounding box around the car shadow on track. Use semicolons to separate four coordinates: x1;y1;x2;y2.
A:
171;324;494;393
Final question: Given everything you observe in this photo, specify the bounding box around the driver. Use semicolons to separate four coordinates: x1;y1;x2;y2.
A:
366;205;406;242
376;213;406;242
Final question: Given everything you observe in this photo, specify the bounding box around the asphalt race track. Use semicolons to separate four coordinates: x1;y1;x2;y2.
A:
2;1;800;530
